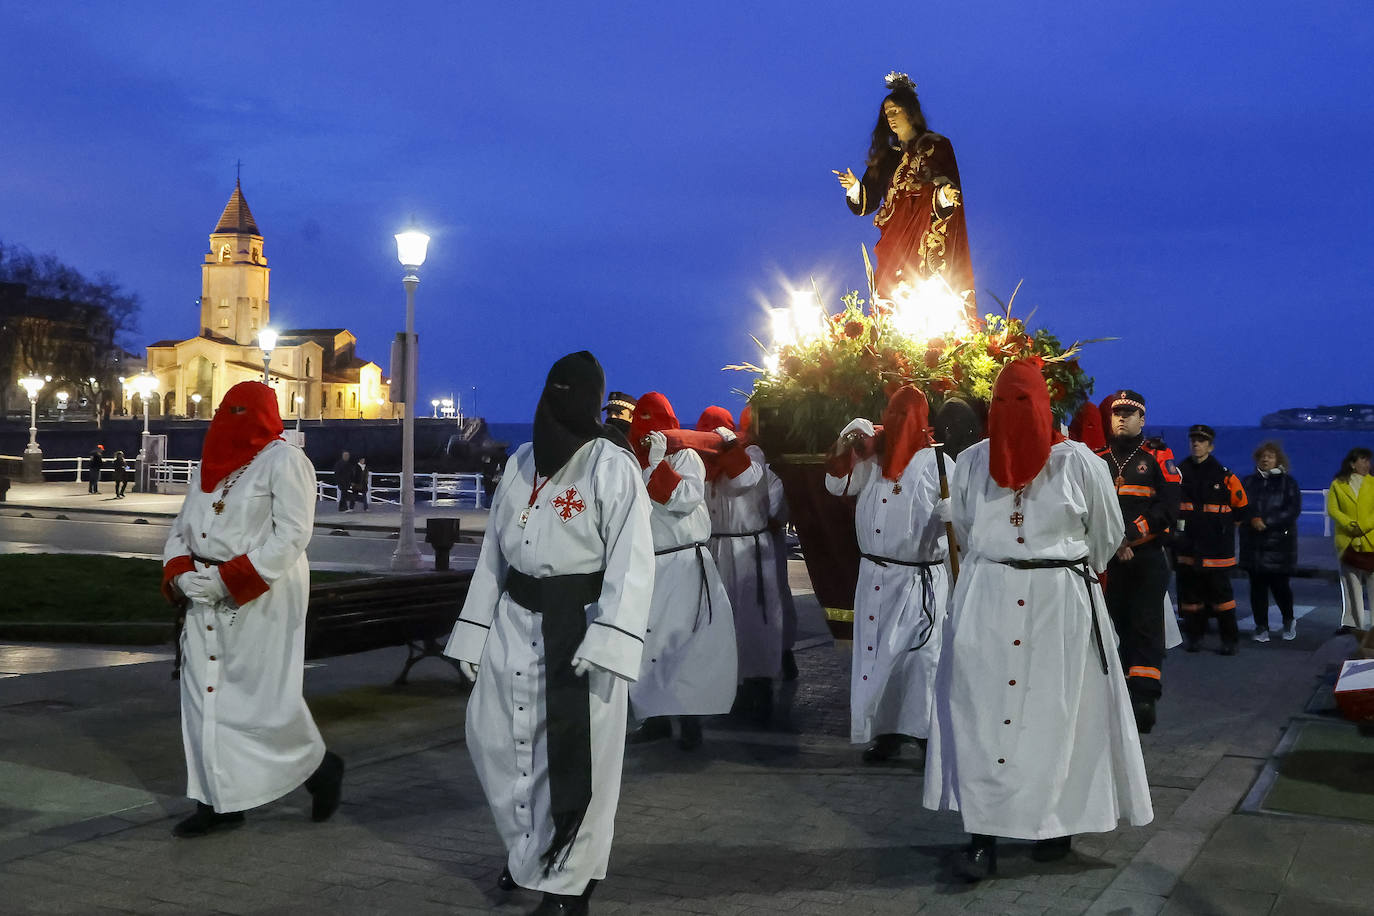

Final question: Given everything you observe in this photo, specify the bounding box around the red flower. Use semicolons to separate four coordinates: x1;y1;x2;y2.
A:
951;363;965;382
986;342;1004;359
844;320;864;339
931;377;956;394
927;337;946;351
782;355;805;376
924;348;941;369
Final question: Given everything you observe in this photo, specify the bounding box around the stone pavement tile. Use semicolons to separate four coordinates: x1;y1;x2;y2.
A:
1104;828;1208;897
1160;879;1278;915
1082;889;1166;915
1180;852;1288;895
1165;757;1263;832
1195;815;1305;867
1281;828;1374;906
1270;892;1371;916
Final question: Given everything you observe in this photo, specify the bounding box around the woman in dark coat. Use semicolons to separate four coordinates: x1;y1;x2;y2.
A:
1239;441;1302;641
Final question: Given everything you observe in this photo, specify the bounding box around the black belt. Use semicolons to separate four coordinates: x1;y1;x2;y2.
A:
710;528;769;619
654;541;714;630
190;554;223;567
995;557;1109;675
501;567;605;874
862;554;942;652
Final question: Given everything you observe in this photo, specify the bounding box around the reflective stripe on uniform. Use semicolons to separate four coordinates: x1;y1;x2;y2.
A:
1128;666;1161;680
1202;557;1236;568
1118;484;1155;497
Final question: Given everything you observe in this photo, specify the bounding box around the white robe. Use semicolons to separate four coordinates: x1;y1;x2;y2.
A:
444;439;654;895
163;439;325;813
630;449;737;717
826;449;952;743
704;444;784;680
923;439;1154;839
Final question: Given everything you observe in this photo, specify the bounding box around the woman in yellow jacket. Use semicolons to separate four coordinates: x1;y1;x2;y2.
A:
1327;448;1374;630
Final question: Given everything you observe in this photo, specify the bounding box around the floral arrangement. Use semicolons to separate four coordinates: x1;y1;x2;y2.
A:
729;270;1100;456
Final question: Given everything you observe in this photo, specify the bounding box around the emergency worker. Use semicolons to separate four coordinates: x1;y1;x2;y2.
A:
1176;424;1250;654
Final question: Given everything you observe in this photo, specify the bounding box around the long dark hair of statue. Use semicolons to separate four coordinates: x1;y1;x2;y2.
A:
865;86;929;168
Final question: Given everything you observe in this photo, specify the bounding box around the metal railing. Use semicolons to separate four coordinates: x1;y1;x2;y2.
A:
315;470;486;509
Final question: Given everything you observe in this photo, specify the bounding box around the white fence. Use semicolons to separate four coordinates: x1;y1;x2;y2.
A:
321;471;486;509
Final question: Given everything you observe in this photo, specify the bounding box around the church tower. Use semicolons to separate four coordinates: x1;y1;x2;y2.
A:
200;179;270;344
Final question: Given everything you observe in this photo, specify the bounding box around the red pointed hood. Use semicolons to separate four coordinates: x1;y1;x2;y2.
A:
695;405;735;434
1069;401;1107;452
629;391;679;468
879;385;932;480
988;360;1062;490
200;381;283;492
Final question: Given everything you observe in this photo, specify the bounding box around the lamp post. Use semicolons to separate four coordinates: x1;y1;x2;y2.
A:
294;395;304;430
431;398;440;419
18;375;45;482
191;393;202;419
56;391;69;419
128;372;159;492
392;227;430;570
258;328;277;384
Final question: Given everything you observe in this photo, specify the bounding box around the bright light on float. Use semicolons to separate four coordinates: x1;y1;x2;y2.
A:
769;307;797;349
763;352;781;373
888;274;969;341
789;290;826;346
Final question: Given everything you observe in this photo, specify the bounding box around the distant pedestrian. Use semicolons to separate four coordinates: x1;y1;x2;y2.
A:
1240;442;1302;641
1176;425;1251;655
88;444;105;493
160;381;343;839
113;450;130;498
1326;447;1374;631
332;450;354;512
352;457;369;511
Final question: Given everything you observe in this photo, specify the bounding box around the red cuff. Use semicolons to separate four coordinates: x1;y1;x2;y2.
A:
162;555;195;605
646;460;683;504
717;443;752;479
220;554;270;605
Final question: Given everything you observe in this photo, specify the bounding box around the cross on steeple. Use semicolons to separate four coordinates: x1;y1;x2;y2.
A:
235;159;243;186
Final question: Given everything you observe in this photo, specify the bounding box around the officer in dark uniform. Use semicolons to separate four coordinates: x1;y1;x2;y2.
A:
1176;424;1251;655
1095;390;1180;733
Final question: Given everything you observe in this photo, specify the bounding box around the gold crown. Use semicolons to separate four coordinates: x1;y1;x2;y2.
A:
885;71;917;93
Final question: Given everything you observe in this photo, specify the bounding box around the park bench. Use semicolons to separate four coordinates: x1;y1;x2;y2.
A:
303;570;472;685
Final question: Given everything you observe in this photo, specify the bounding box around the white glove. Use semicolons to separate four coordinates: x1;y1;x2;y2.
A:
714;426;736;444
181;569;229;604
645;430;668;467
572;656;610;677
173;572;197;598
839;417;876;440
459;661;479;682
934;497;951;524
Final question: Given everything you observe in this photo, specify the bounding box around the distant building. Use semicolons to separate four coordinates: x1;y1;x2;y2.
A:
0;281;118;417
143;181;395;420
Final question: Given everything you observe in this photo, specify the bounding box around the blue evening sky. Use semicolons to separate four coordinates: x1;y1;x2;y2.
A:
2;1;1369;424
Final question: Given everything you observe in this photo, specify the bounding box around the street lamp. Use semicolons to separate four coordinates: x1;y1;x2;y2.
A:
431;398;440;419
56;391;69;418
294;395;304;430
392;227;430;570
258;328;278;384
127;373;159;492
191;392;203;418
18;376;45;481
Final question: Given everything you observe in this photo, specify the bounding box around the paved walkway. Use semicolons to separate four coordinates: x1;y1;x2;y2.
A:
0;571;1371;914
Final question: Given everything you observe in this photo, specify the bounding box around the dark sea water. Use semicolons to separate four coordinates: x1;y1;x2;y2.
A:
483;421;1367;535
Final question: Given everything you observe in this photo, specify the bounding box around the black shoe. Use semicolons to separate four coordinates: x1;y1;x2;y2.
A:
1132;699;1156;735
746;677;774;728
304;750;345;822
627;716;672;744
1216;644;1237;657
781;649;799;682
677;717;702;751
497;866;517;892
172;802;245;838
529;892;589;915
862;733;904;763
1032;835;1073;862
954;834;997;882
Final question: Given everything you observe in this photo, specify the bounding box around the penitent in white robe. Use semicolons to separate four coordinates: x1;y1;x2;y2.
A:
444;439;654;896
923;439;1153;839
631;449;737;717
826;449;952;743
163;439;326;813
704;444;784;680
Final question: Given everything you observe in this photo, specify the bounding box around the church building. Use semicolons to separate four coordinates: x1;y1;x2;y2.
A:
143;181;395;420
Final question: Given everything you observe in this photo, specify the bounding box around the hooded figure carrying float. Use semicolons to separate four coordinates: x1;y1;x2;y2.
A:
161;381;343;838
445;351;654;916
923;360;1152;880
824;385;954;764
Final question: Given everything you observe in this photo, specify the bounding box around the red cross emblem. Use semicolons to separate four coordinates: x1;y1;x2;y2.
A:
553;486;585;522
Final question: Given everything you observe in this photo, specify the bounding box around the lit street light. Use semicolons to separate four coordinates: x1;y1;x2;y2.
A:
127;372;159;492
18;375;45;482
294;395;304;430
392;227;430;571
191;392;203;418
258;327;278;384
431;398;440;419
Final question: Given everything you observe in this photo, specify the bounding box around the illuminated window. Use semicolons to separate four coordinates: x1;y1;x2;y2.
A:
219;244;231;262
350;392;357;408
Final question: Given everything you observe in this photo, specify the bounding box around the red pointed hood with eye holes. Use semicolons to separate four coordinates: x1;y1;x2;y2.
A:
200;381;284;492
879;385;932;480
1068;401;1107;452
988;359;1063;490
628;391;679;469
